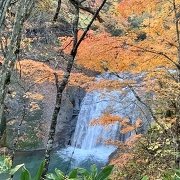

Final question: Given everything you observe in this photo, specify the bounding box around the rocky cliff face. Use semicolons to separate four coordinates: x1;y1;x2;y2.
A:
54;86;85;148
2;67;85;151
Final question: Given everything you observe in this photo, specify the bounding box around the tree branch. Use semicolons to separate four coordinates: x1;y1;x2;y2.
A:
78;5;104;23
73;0;107;55
128;44;180;70
52;0;61;22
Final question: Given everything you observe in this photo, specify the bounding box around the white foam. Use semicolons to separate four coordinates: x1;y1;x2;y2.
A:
57;146;116;166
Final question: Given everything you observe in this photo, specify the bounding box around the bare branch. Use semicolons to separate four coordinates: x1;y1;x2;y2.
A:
53;0;61;22
128;44;180;69
78;5;104;23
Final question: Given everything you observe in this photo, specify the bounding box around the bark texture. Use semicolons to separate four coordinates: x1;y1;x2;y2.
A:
0;0;34;138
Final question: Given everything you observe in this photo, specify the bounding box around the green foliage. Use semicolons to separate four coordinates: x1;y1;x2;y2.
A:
0;156;24;175
21;167;31;180
20;160;45;180
110;122;176;179
79;14;92;29
142;169;180;180
0;158;113;180
32;160;45;180
46;168;81;180
46;164;114;180
141;175;148;180
78;164;114;180
162;169;180;180
0;157;44;180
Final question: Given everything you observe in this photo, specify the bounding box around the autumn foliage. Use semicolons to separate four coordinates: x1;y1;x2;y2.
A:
55;0;180;179
13;59;94;88
60;0;178;75
1;0;180;178
13;0;180;178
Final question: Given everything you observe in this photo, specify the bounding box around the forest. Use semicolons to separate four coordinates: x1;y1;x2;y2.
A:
0;0;180;179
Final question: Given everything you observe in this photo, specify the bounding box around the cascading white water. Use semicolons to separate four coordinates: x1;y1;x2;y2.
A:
57;90;122;170
59;91;122;168
71;91;120;150
57;90;139;170
57;73;149;170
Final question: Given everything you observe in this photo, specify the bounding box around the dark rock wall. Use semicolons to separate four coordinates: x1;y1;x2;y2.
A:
3;74;85;150
55;87;86;148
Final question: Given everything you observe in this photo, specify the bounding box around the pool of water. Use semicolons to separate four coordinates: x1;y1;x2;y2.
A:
0;150;72;180
0;147;112;180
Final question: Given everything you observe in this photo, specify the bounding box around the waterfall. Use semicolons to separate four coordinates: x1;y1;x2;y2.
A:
71;91;120;150
57;90;138;170
57;90;122;170
56;73;149;170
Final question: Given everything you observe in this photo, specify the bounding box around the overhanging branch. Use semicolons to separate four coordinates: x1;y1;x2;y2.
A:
129;44;180;70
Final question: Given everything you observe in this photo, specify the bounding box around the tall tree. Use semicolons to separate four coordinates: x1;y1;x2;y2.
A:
41;0;107;178
0;0;35;139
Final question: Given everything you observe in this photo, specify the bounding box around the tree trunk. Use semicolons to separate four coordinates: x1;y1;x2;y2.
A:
41;0;107;178
0;0;34;138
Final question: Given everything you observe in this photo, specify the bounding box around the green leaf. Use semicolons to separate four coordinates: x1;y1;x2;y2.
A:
20;167;31;180
141;175;148;180
69;168;78;179
91;164;98;180
163;174;172;180
78;168;91;180
4;157;12;169
46;173;59;180
96;165;114;180
175;175;180;180
32;160;45;180
174;169;180;174
55;168;65;180
171;152;180;156
9;164;24;175
128;162;137;167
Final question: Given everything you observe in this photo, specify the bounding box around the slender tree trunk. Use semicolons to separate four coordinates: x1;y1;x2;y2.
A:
0;0;11;137
41;0;107;178
53;0;61;22
0;0;34;138
0;0;11;27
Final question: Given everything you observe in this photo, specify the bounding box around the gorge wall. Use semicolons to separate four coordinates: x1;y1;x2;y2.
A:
1;61;150;152
5;82;85;150
1;61;86;150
